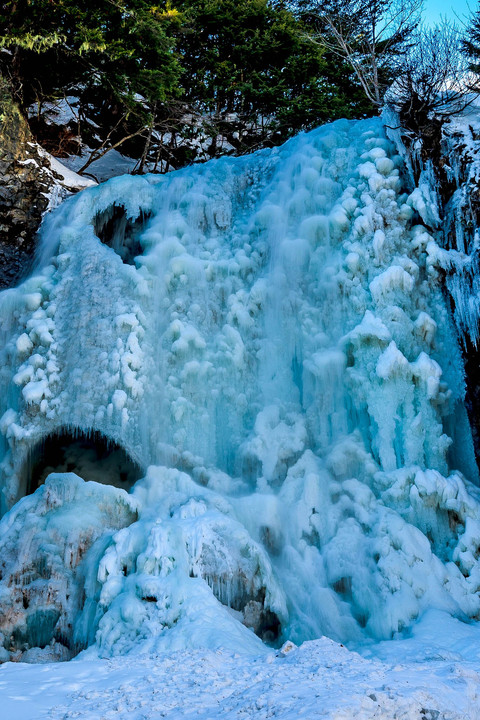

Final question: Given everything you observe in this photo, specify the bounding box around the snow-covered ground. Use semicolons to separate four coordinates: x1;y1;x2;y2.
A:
62;148;139;183
2;611;480;719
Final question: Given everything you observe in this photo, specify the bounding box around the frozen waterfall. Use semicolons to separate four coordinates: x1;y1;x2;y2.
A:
1;117;480;663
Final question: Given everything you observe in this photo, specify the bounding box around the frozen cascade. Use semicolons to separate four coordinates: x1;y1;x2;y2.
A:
384;106;480;349
1;117;480;662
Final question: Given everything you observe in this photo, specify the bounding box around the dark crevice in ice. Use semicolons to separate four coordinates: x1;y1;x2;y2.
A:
93;203;151;264
21;428;144;497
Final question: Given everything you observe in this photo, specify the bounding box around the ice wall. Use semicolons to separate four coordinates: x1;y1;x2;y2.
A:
384;106;480;348
1;118;480;661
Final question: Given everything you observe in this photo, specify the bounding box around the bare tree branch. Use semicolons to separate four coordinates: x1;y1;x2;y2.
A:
304;0;424;107
388;20;476;132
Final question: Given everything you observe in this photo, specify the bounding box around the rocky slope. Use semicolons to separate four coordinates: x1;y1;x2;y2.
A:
0;86;94;289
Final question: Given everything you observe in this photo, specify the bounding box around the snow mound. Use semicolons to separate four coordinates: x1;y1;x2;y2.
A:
2;619;480;720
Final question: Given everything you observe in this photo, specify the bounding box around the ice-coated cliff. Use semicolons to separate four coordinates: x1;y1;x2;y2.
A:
1;117;480;663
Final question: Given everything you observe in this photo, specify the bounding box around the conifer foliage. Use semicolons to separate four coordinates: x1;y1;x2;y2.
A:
0;0;376;173
174;0;370;152
0;0;181;165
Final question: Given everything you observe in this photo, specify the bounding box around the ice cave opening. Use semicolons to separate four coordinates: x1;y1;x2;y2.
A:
21;428;144;498
93;203;151;264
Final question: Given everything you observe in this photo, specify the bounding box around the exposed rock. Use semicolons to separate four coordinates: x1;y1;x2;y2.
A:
0;86;95;289
0;92;55;288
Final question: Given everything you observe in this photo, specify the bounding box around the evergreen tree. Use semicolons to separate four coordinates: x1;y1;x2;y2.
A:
463;6;480;76
1;0;379;173
170;0;372;156
0;0;181;164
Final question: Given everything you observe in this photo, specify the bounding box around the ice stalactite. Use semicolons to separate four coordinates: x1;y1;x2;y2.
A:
384;106;480;349
1;117;480;662
384;105;480;463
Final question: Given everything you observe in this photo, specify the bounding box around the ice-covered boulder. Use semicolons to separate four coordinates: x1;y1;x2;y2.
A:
0;469;286;660
0;473;137;662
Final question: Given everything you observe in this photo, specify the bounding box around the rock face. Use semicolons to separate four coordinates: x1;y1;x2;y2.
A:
0;93;57;289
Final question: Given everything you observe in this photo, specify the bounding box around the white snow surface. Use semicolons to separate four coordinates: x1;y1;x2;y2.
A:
1;116;480;690
62;148;139;183
1;612;480;719
40;150;96;193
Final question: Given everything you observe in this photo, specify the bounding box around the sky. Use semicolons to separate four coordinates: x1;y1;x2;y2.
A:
423;0;474;26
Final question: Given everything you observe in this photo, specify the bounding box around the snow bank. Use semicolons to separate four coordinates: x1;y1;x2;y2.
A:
1;618;480;719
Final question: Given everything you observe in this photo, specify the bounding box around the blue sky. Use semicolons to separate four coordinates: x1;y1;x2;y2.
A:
423;0;474;26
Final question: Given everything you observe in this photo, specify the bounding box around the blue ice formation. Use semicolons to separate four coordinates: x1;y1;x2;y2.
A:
1;118;480;662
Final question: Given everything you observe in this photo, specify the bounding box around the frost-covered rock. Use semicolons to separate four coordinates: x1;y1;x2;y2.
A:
0;91;95;290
